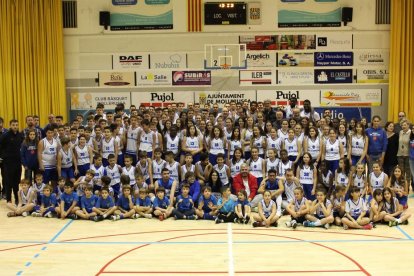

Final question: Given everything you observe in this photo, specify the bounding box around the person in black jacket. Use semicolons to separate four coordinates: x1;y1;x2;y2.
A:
0;119;24;203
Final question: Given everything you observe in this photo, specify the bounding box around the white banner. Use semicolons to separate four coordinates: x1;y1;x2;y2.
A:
131;91;193;108
316;33;353;50
277;52;314;67
99;71;136;87
112;54;149;69
355;50;390;66
150;52;187;69
277;68;315;85
246;51;276;67
239;70;276;86
320;89;382;106
257;89;320;107
194;91;256;107
357;67;389;83
136;70;172;86
70;92;131;110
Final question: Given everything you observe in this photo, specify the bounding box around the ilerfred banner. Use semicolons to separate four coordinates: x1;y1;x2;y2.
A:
257;89;320;107
110;0;172;30
314;69;353;84
150;52;187;69
356;68;389;83
314;107;371;122
239;70;275;86
320;89;382;106
277;69;315;85
99;71;136;86
136;70;172;86
314;52;353;66
112;54;149;69
277;52;314;67
278;8;342;28
131;91;192;107
172;71;211;86
70;92;131;110
240;35;316;51
246;51;276;67
194;91;256;107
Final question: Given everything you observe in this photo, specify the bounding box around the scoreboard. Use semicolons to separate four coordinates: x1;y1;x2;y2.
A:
204;2;247;25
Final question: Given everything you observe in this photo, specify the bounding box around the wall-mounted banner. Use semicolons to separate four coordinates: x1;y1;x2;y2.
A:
131;91;191;107
355;50;390;66
99;72;136;87
246;51;276;67
280;0;305;2
112;54;149;69
136;70;172;86
110;0;172;30
172;71;211;86
71;92;131;110
248;2;262;25
112;0;138;5
239;70;275;86
240;35;316;51
150;52;187;69
314;69;353;84
314;108;371;122
316;33;353;50
320;89;382;106
356;68;389;83
194;91;256;107
277;52;314;67
278;8;342;28
257;89;320;107
314;52;353;66
277;68;315;85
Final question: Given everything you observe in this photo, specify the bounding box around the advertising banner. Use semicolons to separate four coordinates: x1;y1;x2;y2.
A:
278;8;342;28
277;52;314;67
355;50;390;66
136;70;172;86
131;91;192;107
246;51;276;67
99;72;136;87
357;68;389;83
172;71;211;86
240;35;316;51
314;69;353;84
316;33;353;50
70;92;131;110
112;54;149;69
257;89;320;107
277;69;315;85
314;52;353;66
314;107;371;121
320;89;382;106
150;52;187;69
194;91;256;107
239;70;275;86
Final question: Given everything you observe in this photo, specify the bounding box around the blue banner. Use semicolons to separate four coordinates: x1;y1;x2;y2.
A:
314;69;353;83
314;52;353;66
314;108;371;122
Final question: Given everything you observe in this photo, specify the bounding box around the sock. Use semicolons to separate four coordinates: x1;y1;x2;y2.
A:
314;220;322;226
396;219;401;224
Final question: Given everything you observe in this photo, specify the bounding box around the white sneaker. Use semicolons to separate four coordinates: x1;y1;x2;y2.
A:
31;212;41;217
144;214;152;219
324;223;330;230
45;212;53;218
111;215;120;221
22;212;28;217
133;214;140;219
285;221;292;227
291;220;297;229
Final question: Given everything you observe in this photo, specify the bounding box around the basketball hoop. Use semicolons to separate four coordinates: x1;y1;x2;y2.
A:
220;63;231;69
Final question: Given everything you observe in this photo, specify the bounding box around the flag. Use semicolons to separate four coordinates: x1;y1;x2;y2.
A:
188;0;202;32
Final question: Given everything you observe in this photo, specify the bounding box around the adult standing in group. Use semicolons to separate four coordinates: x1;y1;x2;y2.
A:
23;115;42;139
0;119;24;204
263;99;276;122
300;100;320;122
382;122;398;176
0;117;8;199
397;120;411;183
394;111;409;134
232;163;260;207
366;116;388;173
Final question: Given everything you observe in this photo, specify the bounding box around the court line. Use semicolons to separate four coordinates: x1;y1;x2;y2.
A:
100;269;362;274
227;224;234;276
396;226;413;240
48;220;74;243
0;241;46;244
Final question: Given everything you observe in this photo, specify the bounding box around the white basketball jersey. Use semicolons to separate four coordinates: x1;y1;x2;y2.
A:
126;126;140;155
244;129;253;152
336;172;349;188
266;137;282;156
351;135;365;156
261;199;275;217
299;165;314;185
181;164;195;177
370;172;386;191
75;145;90;166
41;138;58;169
325;139;340;161
136;160;150;180
353;174;365;191
266;158;280;175
214;164;230;185
102;137;115;159
186;136;199;150
106;164;121;186
230;159;244;177
139;131;153;152
249;157;264;178
284;138;298;156
307;137;320;160
122;166;136;185
166;161;180;182
152;159;166;179
229;140;242;156
210;138;225;155
278;160;293;176
253;136;265;155
166;133;180;154
277;129;289;141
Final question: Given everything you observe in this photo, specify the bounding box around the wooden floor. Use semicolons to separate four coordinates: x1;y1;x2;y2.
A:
1;198;414;276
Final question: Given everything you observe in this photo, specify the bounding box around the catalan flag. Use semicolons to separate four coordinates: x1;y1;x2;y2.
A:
188;0;202;32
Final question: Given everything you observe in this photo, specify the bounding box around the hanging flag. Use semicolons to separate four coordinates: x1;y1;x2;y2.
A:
188;0;202;32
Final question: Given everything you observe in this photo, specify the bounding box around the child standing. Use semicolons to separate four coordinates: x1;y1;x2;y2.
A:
297;152;317;200
57;137;76;183
122;155;137;187
136;151;153;186
172;184;197;220
341;187;373;230
90;154;106;193
152;148;166;183
252;190;279;228
208;126;226;166
334;158;350;194
248;146;266;187
20;129;39;184
105;153;122;199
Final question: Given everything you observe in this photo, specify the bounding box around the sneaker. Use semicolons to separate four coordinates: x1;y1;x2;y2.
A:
244;216;250;224
303;220;310;227
22;212;28;217
252;221;262;228
45;212;53;218
363;223;373;230
159;215;165;221
174;215;179;220
215;217;222;224
187;215;197;220
144;214;152;219
31;212;41;217
93;216;99;222
401;220;409;225
324;223;330;230
272;221;278;227
133;214;140;219
343;224;349;230
7;212;16;217
285;221;291;227
291;220;297;229
111;215;120;221
388;220;398;227
68;214;78;220
234;217;239;223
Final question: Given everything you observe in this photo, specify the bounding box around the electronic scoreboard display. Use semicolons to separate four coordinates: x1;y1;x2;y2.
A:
204;2;247;25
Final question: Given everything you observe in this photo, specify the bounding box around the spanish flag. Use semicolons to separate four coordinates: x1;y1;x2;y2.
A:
188;0;202;32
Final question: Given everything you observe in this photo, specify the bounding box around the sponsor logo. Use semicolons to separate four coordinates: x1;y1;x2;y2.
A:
358;53;385;63
318;37;327;46
150;92;174;102
246;53;270;60
153;54;183;69
276;90;299;99
119;55;143;66
104;73;131;86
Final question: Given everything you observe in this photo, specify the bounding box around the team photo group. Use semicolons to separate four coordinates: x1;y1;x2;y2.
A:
0;98;412;230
